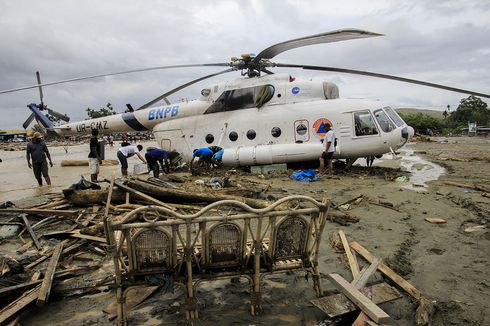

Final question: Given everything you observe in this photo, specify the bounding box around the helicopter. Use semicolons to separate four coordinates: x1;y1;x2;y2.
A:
2;29;488;166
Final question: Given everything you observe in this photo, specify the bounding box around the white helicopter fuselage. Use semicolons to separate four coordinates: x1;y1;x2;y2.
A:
55;74;413;166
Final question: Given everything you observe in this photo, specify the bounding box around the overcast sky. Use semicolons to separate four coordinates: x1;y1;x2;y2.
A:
0;0;488;129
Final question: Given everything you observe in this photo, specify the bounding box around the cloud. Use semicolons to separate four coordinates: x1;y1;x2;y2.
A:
0;0;488;129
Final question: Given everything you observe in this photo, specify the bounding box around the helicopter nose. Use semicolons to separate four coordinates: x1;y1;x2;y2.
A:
401;126;415;143
407;126;415;139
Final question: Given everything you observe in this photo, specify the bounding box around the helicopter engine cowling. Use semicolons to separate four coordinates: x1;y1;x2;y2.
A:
221;143;327;166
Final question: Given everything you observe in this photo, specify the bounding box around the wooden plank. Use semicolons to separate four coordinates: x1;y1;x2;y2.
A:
351;257;382;325
328;273;390;323
310;283;401;318
0;208;78;217
350;241;423;300
352;257;382;289
20;215;42;250
338;230;360;277
25;239;73;270
0;285;41;325
36;242;64;306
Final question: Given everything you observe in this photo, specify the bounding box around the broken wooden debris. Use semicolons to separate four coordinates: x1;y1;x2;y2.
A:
37;242;63;306
352;258;382;289
311;283;402;318
333;194;364;209
0;266;98;297
20;215;42;251
338;230;360;277
327;273;390;324
415;296;436;326
329;211;360;225
0;285;42;325
350;241;423;301
351;257;382;325
0;208;78;217
424;217;447;224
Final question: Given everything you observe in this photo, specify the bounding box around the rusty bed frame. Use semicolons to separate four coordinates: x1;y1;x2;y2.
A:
105;195;330;325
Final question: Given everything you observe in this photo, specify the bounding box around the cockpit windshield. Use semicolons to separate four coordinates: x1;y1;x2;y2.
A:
374;109;396;133
204;85;274;114
383;107;405;127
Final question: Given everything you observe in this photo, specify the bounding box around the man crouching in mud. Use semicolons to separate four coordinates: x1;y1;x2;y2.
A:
26;132;53;186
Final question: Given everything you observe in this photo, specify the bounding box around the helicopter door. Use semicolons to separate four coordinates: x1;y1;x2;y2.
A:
294;119;309;143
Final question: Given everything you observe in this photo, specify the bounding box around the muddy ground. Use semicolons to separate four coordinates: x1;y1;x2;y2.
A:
1;136;489;326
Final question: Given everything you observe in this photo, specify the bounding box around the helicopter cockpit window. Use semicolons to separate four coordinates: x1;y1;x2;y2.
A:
204;85;274;114
354;111;379;136
383;107;405;127
374;109;396;133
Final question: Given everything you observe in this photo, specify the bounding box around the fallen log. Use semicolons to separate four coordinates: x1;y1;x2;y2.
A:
60;159;119;166
329;211;360;225
112;180;176;211
125;178;273;209
63;188;126;206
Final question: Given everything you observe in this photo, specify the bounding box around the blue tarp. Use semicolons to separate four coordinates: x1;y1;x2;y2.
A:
290;169;320;182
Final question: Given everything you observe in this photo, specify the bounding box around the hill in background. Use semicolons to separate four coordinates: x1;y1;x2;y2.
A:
395;108;445;119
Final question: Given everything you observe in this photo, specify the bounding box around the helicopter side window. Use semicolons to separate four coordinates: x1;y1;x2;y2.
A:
204;85;274;114
374;109;396;133
383;107;405;127
354;111;378;136
254;85;274;108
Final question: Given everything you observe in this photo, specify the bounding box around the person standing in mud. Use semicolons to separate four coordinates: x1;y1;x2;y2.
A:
88;129;102;182
26;132;53;186
318;123;336;177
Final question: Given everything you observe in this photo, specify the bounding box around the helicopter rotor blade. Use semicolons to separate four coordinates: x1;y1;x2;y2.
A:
36;71;44;107
275;63;490;99
137;68;235;111
47;108;70;122
0;63;231;95
253;29;382;63
23;113;36;129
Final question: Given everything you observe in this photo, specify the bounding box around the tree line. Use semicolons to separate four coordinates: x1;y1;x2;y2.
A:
398;95;489;135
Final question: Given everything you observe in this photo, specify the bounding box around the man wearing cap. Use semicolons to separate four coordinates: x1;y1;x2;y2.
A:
26;132;53;186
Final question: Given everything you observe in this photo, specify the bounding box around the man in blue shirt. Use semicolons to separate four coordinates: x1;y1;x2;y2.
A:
191;147;213;173
211;149;224;168
145;148;170;177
